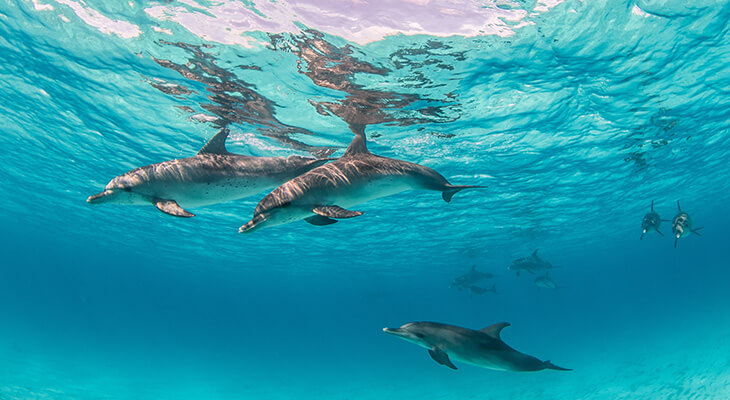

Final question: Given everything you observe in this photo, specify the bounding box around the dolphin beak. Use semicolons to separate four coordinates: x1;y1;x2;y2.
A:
238;219;259;234
382;327;403;337
87;190;113;203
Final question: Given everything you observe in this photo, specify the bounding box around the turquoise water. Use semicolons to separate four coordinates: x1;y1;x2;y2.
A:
2;0;730;398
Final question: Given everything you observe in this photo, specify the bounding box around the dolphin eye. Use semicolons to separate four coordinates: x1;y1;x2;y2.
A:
121;187;131;192
280;201;291;208
414;333;425;339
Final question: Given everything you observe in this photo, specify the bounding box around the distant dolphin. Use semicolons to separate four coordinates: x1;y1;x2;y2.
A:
383;321;570;372
466;284;498;299
508;250;558;276
641;200;669;239
239;134;485;233
534;272;558;290
87;129;332;217
671;201;703;248
450;266;499;289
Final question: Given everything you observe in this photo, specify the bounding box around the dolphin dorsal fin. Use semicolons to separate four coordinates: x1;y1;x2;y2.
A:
343;134;370;157
198;128;230;155
480;322;510;339
532;249;539;258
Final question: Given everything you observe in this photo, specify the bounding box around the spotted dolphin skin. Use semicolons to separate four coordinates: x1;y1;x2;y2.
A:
383;321;570;372
671;201;703;248
239;134;485;233
641;200;668;239
87;129;333;217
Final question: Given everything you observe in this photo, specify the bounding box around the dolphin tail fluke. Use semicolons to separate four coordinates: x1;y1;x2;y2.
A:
544;360;571;371
441;185;486;203
656;229;664;237
692;227;704;236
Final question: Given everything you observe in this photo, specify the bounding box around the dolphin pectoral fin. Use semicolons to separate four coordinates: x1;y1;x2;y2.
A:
428;347;457;370
480;322;510;339
441;184;486;203
153;199;195;218
313;206;363;219
304;215;338;226
692;227;704;236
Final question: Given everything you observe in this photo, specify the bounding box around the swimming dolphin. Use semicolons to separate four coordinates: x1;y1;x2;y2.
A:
466;284;498;299
87;129;332;217
671;201;703;248
534;272;558;290
239;133;485;233
383;321;570;372
641;200;669;239
450;266;500;289
508;250;558;276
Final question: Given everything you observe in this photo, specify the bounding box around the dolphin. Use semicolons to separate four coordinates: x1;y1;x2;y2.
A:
508;250;558;276
87;129;332;217
239;133;485;233
671;201;703;248
534;272;558;290
641;200;669;239
466;284;498;299
383;321;570;372
450;266;500;289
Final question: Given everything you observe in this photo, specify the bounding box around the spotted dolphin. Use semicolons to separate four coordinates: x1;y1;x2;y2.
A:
450;266;499;289
508;250;558;276
534;272;558;290
641;200;669;239
465;284;498;299
671;201;703;248
383;321;570;372
87;129;332;217
239;134;485;233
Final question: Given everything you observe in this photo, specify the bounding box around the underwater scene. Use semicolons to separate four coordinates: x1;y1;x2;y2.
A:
2;0;730;398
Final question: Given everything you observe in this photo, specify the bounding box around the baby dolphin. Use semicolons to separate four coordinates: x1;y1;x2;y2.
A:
534;272;558;290
383;321;570;372
87;129;332;217
641;200;668;239
450;266;499;289
239;133;484;233
672;201;703;248
508;250;558;276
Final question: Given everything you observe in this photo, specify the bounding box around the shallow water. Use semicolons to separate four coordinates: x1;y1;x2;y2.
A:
2;0;730;398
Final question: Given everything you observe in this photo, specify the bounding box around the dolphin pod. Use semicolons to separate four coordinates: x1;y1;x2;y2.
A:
639;201;703;247
239;133;485;233
87;129;332;217
383;321;570;372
